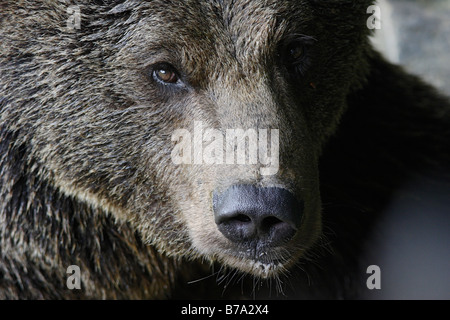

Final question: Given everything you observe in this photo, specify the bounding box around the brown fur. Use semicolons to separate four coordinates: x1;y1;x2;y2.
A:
1;0;449;299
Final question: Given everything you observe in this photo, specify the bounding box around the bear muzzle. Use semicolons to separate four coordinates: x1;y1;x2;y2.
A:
213;185;303;251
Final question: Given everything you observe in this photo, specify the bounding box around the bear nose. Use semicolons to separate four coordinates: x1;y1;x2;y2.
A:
213;185;303;247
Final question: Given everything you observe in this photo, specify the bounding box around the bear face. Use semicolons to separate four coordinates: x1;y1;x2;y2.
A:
0;0;375;283
107;0;373;278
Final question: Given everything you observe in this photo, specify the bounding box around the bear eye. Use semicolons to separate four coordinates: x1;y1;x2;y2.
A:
280;38;314;78
152;64;180;84
288;45;304;61
285;43;306;65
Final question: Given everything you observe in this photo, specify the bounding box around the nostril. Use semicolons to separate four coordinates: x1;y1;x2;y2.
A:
261;216;283;231
215;212;257;242
234;214;251;223
215;212;251;225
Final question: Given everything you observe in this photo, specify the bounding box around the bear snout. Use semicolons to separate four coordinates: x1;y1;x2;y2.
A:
213;185;303;249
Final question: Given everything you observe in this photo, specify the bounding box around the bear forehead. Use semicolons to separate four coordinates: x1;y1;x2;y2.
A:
137;0;311;27
138;0;311;41
121;0;313;84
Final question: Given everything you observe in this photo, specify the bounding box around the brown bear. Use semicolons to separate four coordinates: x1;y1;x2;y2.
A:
1;0;449;299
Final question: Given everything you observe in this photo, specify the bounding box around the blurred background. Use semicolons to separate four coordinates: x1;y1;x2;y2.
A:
363;0;450;300
371;0;450;96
